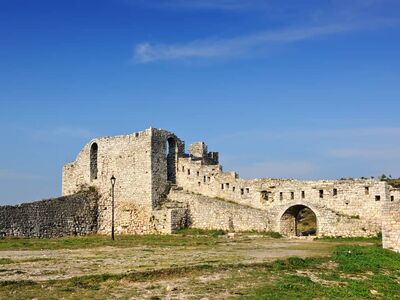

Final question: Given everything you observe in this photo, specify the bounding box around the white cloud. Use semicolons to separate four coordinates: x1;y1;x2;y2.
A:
21;126;94;140
329;148;400;159
133;23;359;63
0;170;44;180
236;160;317;180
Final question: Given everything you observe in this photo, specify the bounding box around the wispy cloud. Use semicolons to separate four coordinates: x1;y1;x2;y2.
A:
216;127;400;141
237;160;317;180
329;148;400;159
133;23;360;63
0;169;44;180
21;126;94;140
133;15;398;64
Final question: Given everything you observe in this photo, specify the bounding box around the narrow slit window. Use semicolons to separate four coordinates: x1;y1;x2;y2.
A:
319;190;324;199
333;188;338;196
280;192;283;201
232;186;236;192
391;195;394;201
365;187;369;195
226;183;230;189
301;191;305;199
221;183;224;190
198;182;201;186
203;176;206;183
241;188;244;195
291;192;294;200
197;171;200;176
246;188;250;193
187;169;190;175
182;166;185;172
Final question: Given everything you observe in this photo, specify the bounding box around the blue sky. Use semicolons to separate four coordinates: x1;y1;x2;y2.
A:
1;0;400;204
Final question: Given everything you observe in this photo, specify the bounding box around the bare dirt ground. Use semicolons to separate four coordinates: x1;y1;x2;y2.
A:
0;235;340;282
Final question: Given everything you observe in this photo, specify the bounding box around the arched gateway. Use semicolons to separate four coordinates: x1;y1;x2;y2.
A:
279;204;318;237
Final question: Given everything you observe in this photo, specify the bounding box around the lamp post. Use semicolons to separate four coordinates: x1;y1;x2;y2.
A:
110;175;116;241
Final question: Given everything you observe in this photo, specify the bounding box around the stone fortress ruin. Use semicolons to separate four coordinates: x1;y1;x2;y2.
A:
1;127;400;252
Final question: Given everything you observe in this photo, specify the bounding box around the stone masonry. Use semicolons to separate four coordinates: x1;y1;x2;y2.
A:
60;127;398;241
0;190;98;238
1;127;398;243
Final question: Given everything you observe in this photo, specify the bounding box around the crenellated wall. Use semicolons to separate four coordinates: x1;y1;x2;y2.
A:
59;127;398;239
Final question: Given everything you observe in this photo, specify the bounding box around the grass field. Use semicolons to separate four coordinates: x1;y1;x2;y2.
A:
0;231;398;299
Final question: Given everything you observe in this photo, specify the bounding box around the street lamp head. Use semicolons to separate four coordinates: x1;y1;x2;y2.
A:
110;175;116;185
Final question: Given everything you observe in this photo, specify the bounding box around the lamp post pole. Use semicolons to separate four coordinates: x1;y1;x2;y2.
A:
110;175;116;241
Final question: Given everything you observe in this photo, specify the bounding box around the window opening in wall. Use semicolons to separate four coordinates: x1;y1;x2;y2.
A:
319;190;324;199
203;176;206;183
182;166;185;172
375;195;381;201
226;183;230;189
261;191;269;200
187;169;190;175
166;138;177;184
198;182;201;186
290;192;294;200
221;184;224;190
301;191;305;199
197;171;200;176
246;188;250;193
365;187;369;195
333;188;338;196
233;186;236;192
90;143;98;181
391;195;394;201
241;188;244;195
280;192;283;201
208;176;211;182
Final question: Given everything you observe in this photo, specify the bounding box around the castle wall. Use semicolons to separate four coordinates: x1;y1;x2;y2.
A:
168;189;270;232
62;128;185;235
176;156;385;236
383;188;400;252
0;192;98;238
62;129;154;234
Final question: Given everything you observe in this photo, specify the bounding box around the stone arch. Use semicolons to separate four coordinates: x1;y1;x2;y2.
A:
278;203;319;237
166;137;177;183
90;142;98;181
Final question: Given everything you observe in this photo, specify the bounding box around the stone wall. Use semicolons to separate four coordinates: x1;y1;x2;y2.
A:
383;189;400;252
62;128;185;235
168;189;270;232
60;127;392;238
0;192;98;238
176;153;385;236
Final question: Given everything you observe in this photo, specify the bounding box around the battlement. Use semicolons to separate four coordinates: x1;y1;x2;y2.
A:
59;127;399;242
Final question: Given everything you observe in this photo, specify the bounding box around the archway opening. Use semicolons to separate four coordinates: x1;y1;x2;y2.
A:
90;143;98;181
166;137;177;183
280;205;317;237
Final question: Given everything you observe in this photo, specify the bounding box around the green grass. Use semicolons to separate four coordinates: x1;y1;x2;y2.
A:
174;228;226;237
315;233;382;243
0;258;13;265
0;235;399;299
241;244;400;299
0;233;220;251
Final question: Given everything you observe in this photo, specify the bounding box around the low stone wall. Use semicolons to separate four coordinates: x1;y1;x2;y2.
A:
0;192;98;238
168;189;270;232
383;198;400;252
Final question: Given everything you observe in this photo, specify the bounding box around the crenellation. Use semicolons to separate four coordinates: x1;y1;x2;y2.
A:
2;127;400;246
